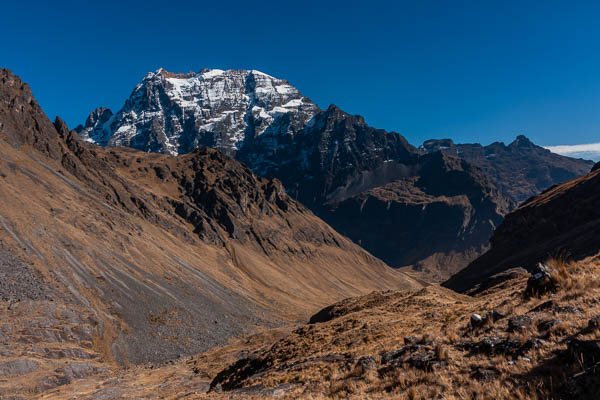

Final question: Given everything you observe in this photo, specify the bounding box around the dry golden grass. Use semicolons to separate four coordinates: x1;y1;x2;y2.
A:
26;254;600;399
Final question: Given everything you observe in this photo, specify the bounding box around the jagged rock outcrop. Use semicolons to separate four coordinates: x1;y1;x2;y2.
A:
75;107;113;144
420;136;594;206
238;104;419;208
0;69;64;157
444;166;600;292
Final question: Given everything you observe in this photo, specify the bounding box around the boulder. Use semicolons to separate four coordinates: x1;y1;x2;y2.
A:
588;316;600;331
538;319;562;332
476;337;504;354
470;313;484;329
356;356;377;372
464;337;525;356
404;336;419;345
485;310;506;323
530;300;555;313
555;305;581;314
380;344;445;371
508;315;533;332
524;263;557;297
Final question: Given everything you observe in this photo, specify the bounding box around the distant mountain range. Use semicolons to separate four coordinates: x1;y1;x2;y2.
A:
77;68;594;280
420;136;593;206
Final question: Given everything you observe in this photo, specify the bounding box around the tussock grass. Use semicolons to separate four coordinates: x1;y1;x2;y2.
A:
40;255;600;400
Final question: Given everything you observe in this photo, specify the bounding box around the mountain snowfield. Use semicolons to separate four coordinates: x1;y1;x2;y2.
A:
76;68;319;155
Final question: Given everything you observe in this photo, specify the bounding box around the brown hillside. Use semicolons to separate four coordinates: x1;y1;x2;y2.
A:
0;69;418;397
40;255;600;399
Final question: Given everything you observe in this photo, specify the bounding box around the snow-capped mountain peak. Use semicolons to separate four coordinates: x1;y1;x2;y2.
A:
77;68;319;155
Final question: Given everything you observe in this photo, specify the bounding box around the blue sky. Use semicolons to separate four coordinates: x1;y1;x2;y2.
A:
2;0;600;152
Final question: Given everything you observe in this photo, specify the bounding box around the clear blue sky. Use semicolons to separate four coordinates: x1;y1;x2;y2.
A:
2;0;600;147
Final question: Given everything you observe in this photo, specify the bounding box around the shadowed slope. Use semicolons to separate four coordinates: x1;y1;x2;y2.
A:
445;166;600;292
322;151;509;281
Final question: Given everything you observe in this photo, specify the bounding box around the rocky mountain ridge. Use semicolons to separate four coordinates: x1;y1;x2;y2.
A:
420;136;594;205
77;69;593;281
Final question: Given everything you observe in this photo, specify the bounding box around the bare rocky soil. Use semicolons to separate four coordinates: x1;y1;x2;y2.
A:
0;243;49;302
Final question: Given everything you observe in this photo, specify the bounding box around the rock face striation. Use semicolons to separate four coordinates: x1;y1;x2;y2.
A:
77;69;593;280
239;104;420;208
0;68;418;379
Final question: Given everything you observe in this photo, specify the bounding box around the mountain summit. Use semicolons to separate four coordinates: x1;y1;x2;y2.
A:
76;68;319;155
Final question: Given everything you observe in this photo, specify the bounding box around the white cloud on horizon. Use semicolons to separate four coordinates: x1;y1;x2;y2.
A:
545;143;600;162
